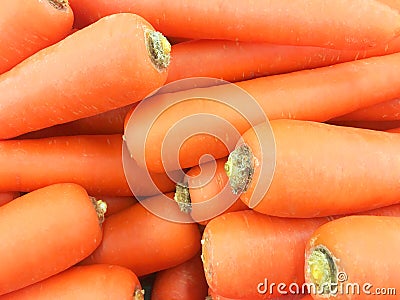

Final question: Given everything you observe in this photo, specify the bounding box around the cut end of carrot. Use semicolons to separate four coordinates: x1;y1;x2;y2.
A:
90;197;107;225
47;0;69;10
174;182;192;213
306;245;338;296
225;144;254;195
134;288;145;300
145;30;171;71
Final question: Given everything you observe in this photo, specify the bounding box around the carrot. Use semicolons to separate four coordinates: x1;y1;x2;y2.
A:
167;38;400;83
386;126;400;133
69;0;400;50
0;134;175;196
125;52;400;173
17;104;136;139
151;253;208;300
0;183;105;295
304;216;400;299
100;196;138;217
0;13;170;139
225;119;400;217
80;193;201;276
174;158;248;225
207;289;306;300
0;192;20;207
327;119;400;131
0;0;73;75
0;264;144;300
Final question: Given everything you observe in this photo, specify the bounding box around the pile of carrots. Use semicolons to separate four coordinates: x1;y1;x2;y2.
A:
1;0;400;299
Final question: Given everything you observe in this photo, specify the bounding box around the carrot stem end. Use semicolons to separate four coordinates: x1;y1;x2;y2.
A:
225;144;254;194
90;197;107;225
174;182;192;213
133;288;145;300
47;0;69;10
145;30;171;71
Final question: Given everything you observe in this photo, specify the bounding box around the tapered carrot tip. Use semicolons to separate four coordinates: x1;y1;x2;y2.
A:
225;144;254;195
90;197;107;225
145;29;171;70
174;183;191;213
134;288;145;300
47;0;69;10
306;245;338;296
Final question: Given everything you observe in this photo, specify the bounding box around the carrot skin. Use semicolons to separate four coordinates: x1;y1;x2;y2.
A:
327;119;400;131
0;264;143;300
0;192;20;207
100;196;138;217
0;183;103;295
0;0;73;74
0;13;170;139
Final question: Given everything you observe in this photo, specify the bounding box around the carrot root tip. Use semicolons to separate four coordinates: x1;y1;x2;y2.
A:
145;30;171;71
134;288;145;300
174;182;192;213
90;197;107;225
47;0;69;10
306;245;338;296
225;144;254;194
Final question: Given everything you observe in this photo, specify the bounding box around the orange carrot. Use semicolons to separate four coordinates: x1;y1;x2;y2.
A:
225;119;400;217
327;119;400;131
0;183;105;295
167;38;400;83
126;52;400;173
305;216;400;299
151;253;208;300
0;0;73;74
69;0;400;50
0;135;175;196
80;193;201;276
386;126;400;133
0;192;20;207
0;264;144;300
100;196;138;217
0;13;170;139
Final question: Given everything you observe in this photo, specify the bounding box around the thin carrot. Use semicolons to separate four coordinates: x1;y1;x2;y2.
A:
0;264;144;300
327;119;400;131
225;119;400;217
151;253;208;300
305;216;400;299
126;52;400;173
0;192;20;207
100;196;138;217
0;0;73;74
0;135;176;196
69;0;400;50
0;183;105;295
167;38;400;83
80;193;201;276
0;13;170;139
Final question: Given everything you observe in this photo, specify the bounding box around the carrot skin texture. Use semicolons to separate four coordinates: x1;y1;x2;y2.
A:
69;0;400;49
0;13;169;139
304;216;400;299
240;120;400;217
81;194;201;276
0;183;103;295
151;254;208;300
0;0;73;74
0;192;20;207
0;135;175;196
100;196;138;217
0;264;142;300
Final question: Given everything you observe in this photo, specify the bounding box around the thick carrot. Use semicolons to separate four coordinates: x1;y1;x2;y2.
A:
225;119;400;217
304;216;400;299
167;38;400;83
151;253;208;300
175;158;248;225
0;134;175;196
0;13;170;139
0;264;144;300
69;0;400;50
0;0;73;74
100;196;138;217
0;192;20;207
80;193;201;276
126;52;400;173
0;183;105;295
327;119;400;131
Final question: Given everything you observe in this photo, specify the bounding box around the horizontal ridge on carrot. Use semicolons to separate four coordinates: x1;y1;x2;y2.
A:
0;13;171;139
0;183;105;295
69;0;400;50
225;119;400;217
0;0;73;75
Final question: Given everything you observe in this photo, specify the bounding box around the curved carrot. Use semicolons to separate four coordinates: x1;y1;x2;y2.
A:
0;0;73;75
167;38;400;83
126;52;400;173
0;183;105;295
0;264;144;300
151;253;208;300
81;193;201;276
0;13;170;139
0;134;175;196
305;216;400;299
69;0;400;49
327;119;400;131
0;192;20;207
225;120;400;217
100;196;138;217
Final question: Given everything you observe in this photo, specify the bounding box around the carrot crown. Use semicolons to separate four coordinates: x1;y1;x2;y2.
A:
90;197;107;225
174;182;191;213
134;288;145;300
145;29;171;71
47;0;69;10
